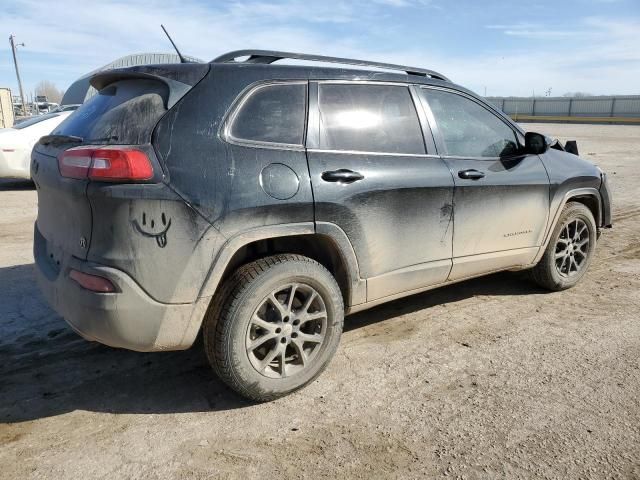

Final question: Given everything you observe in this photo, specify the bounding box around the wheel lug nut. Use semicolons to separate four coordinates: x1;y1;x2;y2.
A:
281;337;287;344
275;328;281;334
292;332;298;338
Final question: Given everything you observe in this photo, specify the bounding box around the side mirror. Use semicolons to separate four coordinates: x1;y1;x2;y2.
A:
525;132;549;155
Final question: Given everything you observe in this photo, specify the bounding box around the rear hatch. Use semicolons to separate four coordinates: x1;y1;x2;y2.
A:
32;64;209;263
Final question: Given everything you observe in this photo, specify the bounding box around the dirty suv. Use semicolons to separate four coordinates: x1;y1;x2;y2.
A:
32;50;612;401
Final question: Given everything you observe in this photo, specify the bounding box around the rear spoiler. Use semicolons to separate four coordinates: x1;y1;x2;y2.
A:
89;64;209;109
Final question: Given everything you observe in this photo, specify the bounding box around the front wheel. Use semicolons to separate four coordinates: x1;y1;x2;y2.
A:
203;254;344;402
531;202;597;291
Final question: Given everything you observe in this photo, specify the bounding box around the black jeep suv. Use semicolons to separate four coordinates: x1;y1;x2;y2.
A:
32;50;612;401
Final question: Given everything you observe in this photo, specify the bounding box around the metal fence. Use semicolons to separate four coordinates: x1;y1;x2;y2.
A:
486;95;640;122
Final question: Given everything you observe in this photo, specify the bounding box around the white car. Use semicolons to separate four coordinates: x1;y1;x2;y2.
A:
0;111;73;179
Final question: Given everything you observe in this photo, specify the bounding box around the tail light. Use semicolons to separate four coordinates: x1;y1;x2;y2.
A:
58;146;154;181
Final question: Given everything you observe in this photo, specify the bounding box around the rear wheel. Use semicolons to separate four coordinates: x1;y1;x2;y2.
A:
531;202;597;291
203;254;344;402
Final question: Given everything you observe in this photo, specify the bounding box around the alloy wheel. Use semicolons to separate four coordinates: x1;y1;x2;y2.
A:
554;218;590;278
246;283;328;379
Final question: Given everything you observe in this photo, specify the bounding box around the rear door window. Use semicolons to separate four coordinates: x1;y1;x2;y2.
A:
228;83;307;146
421;88;519;158
54;79;169;145
318;84;425;155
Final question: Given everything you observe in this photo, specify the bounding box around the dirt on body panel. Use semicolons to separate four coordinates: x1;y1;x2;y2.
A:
1;123;640;479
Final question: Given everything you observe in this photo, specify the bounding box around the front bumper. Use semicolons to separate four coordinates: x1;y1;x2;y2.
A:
600;172;613;228
33;225;209;352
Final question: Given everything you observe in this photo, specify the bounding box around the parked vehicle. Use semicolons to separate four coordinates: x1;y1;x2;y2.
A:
50;104;81;113
1;111;72;179
32;51;612;401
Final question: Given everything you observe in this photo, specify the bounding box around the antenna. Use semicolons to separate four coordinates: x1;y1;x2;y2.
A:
161;25;187;64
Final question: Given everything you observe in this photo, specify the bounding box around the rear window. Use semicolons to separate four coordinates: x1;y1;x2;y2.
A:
227;83;307;146
318;84;425;155
54;79;168;145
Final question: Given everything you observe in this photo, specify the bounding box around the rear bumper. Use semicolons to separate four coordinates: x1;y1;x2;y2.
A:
34;224;209;352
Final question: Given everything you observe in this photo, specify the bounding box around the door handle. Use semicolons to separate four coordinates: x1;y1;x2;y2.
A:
458;169;485;180
321;169;364;184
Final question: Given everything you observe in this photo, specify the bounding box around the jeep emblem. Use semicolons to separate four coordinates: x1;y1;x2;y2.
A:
79;237;87;249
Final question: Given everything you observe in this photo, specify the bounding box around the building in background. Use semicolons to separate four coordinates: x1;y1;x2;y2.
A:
62;52;203;105
0;88;15;128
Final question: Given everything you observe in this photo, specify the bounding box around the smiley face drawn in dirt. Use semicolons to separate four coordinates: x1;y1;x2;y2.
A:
133;212;172;248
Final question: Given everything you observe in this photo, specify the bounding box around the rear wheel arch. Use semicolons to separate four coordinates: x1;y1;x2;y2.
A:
199;223;364;309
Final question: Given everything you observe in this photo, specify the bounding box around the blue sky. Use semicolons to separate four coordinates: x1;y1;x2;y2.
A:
1;0;639;99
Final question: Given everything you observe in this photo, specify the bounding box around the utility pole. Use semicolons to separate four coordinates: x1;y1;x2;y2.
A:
9;34;27;116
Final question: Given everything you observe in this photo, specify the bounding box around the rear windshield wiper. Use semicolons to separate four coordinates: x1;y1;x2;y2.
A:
40;134;84;146
85;136;119;143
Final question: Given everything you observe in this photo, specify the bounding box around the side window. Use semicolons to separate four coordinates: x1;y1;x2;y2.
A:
318;84;425;155
229;83;306;146
422;89;519;158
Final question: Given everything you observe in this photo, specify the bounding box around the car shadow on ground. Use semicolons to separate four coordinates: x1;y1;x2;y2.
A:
0;179;35;191
345;270;547;332
0;263;547;424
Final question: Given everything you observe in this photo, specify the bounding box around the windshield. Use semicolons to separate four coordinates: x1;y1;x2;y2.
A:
13;113;61;130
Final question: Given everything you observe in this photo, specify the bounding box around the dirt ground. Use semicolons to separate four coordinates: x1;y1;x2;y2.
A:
1;123;639;479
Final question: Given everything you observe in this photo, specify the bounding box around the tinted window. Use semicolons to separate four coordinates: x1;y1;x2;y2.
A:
54;79;168;145
422;89;518;157
230;83;306;145
318;84;425;154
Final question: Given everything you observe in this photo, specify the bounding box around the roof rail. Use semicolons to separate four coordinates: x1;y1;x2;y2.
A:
211;50;450;82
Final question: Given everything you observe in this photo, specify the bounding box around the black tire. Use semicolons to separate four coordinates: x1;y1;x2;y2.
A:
531;202;597;291
203;254;344;402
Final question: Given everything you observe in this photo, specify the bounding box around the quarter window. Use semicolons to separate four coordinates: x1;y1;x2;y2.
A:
229;83;306;146
422;89;519;158
318;84;425;155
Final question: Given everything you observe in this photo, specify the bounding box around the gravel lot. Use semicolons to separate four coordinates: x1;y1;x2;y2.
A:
1;123;639;479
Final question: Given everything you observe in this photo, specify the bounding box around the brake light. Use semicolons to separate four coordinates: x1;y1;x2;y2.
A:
69;269;116;293
58;146;154;181
58;148;92;179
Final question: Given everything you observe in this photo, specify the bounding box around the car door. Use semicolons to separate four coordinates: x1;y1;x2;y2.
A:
417;87;550;281
306;81;455;301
